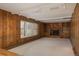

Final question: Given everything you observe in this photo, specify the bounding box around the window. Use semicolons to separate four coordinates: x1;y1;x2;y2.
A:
20;21;25;38
20;21;38;38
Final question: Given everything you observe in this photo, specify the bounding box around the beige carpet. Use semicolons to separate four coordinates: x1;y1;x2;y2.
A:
9;38;74;56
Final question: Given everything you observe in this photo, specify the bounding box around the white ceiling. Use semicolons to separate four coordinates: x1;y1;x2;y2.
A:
0;3;76;23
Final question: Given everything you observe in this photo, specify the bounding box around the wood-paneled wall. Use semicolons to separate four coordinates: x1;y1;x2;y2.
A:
44;22;71;38
0;10;3;48
0;9;45;49
0;10;21;49
71;4;79;55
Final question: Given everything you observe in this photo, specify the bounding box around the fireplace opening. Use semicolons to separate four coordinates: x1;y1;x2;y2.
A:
50;30;59;36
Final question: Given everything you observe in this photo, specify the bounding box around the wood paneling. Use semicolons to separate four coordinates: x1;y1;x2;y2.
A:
0;10;3;48
5;14;20;49
45;22;71;38
38;23;45;37
0;9;45;49
2;10;11;49
71;4;79;55
0;10;21;49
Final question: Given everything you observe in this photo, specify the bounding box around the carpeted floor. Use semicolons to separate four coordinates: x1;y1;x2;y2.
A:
9;38;74;56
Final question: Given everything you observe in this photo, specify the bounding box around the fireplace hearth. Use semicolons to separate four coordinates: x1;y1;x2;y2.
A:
50;30;59;36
